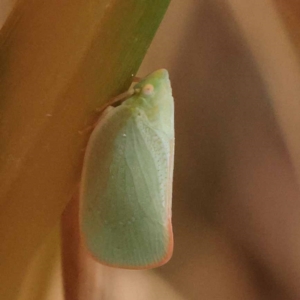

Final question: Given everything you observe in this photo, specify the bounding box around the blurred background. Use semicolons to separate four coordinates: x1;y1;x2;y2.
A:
2;0;300;299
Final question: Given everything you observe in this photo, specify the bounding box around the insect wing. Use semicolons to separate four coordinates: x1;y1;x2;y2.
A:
80;104;173;269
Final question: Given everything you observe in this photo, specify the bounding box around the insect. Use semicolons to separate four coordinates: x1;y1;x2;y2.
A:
80;69;174;269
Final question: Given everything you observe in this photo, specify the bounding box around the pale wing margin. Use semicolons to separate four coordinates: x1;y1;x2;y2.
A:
81;105;172;268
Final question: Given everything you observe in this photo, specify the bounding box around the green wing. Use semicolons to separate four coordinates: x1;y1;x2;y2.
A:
80;104;173;269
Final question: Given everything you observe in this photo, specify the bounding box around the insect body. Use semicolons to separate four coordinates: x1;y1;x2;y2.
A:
80;69;174;269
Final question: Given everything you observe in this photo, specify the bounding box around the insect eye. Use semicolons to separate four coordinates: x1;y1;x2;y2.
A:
142;84;154;96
